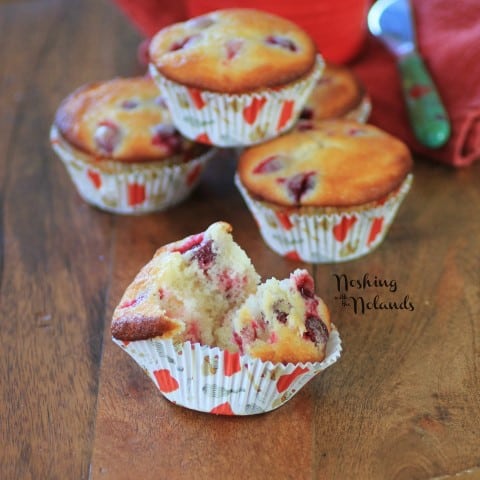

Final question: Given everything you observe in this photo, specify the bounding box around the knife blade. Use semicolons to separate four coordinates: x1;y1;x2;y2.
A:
368;0;451;148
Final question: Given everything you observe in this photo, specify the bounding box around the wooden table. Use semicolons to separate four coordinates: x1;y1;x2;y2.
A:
1;1;479;479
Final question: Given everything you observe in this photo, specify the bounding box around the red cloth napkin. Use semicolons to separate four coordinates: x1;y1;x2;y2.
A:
112;0;480;167
351;0;480;168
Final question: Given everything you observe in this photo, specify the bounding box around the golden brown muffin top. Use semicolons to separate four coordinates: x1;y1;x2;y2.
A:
148;9;318;93
54;76;203;162
300;64;367;121
230;269;332;364
237;120;413;207
111;222;261;343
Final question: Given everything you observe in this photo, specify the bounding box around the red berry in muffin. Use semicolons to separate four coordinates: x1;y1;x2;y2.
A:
111;222;260;345
265;35;298;52
221;269;331;364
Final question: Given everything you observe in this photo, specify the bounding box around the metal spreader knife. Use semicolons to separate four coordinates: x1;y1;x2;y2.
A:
368;0;451;148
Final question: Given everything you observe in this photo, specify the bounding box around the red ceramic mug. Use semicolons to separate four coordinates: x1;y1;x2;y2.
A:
186;0;371;64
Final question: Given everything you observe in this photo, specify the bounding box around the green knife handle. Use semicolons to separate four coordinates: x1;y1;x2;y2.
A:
398;52;451;148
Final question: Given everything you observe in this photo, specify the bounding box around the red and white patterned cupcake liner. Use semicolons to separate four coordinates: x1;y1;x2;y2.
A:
50;125;216;214
235;173;413;263
149;56;324;147
112;326;341;416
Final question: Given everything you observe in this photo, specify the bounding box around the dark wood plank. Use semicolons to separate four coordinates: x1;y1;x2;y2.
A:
0;0;142;478
311;160;480;479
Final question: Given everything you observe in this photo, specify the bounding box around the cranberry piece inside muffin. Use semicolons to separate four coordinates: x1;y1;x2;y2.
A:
120;99;139;110
296;271;315;299
111;222;260;345
252;155;285;174
225;269;332;364
278;171;316;204
299;107;314;120
265;35;298;52
304;316;329;346
151;124;183;154
169;34;201;52
94;121;121;155
191;240;216;272
224;38;244;60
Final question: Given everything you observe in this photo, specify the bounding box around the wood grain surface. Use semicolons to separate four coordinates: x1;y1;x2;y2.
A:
1;1;479;479
90;156;480;480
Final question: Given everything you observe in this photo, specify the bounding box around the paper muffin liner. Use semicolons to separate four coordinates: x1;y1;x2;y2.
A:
50;125;216;214
344;95;372;123
235;174;413;263
112;326;341;415
296;95;372;131
148;56;324;147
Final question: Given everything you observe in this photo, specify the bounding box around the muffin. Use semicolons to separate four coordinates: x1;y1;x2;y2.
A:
112;222;341;415
298;64;371;125
219;269;332;364
50;76;215;214
148;8;324;146
111;221;260;344
236;120;413;263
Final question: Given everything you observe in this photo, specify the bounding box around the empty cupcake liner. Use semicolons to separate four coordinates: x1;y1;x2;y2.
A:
149;56;324;147
112;326;341;415
50;125;216;214
235;174;413;263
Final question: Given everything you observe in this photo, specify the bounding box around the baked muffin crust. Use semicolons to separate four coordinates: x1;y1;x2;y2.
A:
111;222;260;342
238;120;413;207
301;64;368;120
54;76;201;162
148;9;317;93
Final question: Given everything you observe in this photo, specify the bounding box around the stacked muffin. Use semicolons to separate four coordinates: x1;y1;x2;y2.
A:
50;8;383;222
50;76;216;214
144;9;408;264
235;120;413;262
146;8;411;263
148;8;324;146
298;63;371;125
